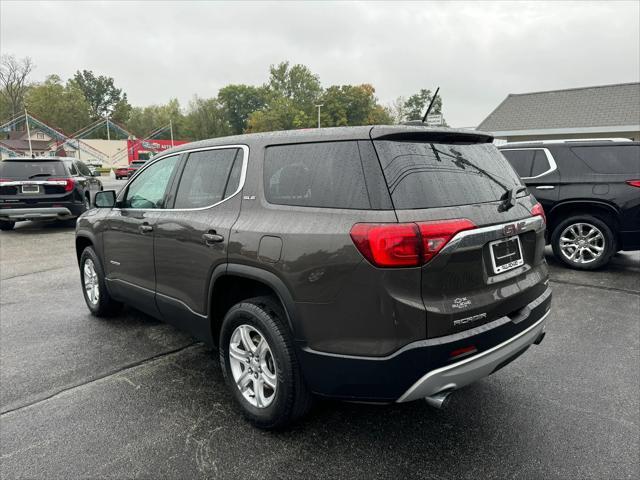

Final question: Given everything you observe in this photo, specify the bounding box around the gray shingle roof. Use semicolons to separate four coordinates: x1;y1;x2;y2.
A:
477;82;640;132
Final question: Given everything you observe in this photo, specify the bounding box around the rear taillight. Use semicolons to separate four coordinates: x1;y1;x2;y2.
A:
626;180;640;188
530;202;546;224
350;219;476;268
48;177;75;192
0;178;11;183
417;219;476;263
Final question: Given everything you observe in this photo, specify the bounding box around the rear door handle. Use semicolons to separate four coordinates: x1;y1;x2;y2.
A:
536;186;555;190
203;231;224;245
139;224;153;234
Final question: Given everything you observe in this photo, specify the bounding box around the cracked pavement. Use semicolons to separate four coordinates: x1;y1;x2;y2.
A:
1;181;638;479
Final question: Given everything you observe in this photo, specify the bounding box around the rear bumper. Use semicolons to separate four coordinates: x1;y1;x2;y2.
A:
397;311;547;402
297;286;551;402
0;207;75;221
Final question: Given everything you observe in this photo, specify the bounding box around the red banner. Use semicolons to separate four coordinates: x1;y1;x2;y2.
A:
127;138;188;162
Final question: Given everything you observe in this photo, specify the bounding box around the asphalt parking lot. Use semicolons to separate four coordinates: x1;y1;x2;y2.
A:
1;177;638;479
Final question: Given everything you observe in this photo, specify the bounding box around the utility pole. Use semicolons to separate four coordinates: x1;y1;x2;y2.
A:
315;104;323;129
24;109;33;157
106;116;113;173
170;120;174;147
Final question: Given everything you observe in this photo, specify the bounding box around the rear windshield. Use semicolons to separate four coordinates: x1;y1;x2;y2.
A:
374;141;523;209
0;160;67;179
570;145;640;174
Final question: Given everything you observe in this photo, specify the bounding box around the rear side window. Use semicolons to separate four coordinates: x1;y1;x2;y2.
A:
571;145;640;174
264;141;370;209
173;148;242;209
0;160;67;178
501;149;552;178
374;141;522;209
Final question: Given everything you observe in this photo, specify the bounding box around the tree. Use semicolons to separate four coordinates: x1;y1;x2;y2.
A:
320;84;391;127
126;99;185;140
184;96;231;140
25;75;91;134
0;55;34;122
71;70;131;121
218;84;267;135
403;89;442;122
246;62;323;132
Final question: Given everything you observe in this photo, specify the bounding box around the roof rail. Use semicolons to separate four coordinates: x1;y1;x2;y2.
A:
502;138;633;146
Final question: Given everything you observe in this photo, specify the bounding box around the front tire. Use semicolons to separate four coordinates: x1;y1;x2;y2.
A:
219;296;313;429
0;220;15;231
551;215;616;270
80;247;123;316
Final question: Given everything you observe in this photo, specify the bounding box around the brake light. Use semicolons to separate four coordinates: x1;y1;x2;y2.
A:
530;202;546;224
0;178;11;183
417;219;476;263
48;177;75;192
350;218;476;268
626;180;640;188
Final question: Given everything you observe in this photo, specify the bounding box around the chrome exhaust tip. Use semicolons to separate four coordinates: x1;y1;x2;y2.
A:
425;390;452;409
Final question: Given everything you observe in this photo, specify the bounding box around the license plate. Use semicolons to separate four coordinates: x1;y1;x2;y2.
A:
21;184;40;194
489;236;524;274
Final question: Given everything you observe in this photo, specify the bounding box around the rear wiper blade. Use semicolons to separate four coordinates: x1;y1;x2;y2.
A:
27;173;54;179
501;186;528;211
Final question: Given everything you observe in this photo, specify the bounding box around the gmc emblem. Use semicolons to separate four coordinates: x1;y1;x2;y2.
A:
503;221;526;236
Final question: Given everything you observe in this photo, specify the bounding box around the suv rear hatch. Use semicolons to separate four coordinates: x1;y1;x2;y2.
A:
370;129;547;338
0;159;75;203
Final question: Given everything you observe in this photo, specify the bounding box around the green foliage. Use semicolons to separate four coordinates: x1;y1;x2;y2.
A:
184;96;231;140
403;89;442;122
320;84;391;127
218;84;267;135
25;75;91;134
126;99;185;139
71;70;131;121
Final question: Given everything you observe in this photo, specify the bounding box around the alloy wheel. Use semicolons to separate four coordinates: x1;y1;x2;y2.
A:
559;222;605;265
228;324;277;408
83;259;100;305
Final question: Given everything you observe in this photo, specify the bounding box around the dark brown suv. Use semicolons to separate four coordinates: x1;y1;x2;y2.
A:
76;126;551;428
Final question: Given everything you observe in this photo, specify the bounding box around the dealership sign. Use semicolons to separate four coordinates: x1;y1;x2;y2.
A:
127;139;188;161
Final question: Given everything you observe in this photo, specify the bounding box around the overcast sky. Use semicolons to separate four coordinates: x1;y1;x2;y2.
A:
1;1;638;127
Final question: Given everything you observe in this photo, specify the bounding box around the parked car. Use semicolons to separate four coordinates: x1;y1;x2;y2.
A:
114;166;130;180
76;126;551;428
499;139;640;269
115;160;146;180
0;156;103;230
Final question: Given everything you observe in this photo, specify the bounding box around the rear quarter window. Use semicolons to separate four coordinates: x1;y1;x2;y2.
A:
264;141;371;209
570;145;640;174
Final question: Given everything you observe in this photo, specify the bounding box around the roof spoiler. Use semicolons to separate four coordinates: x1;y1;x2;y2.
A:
372;127;493;144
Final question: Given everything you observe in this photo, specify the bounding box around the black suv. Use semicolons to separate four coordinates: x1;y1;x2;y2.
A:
499;140;640;269
0;156;103;230
76;126;551;428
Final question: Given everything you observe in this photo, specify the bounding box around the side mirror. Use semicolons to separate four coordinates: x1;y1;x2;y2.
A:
95;190;116;208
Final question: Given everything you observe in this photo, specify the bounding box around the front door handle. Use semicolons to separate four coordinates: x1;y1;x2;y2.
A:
203;231;224;245
139;224;153;234
536;186;555;190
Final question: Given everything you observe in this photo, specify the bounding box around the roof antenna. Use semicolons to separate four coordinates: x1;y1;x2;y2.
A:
422;87;440;123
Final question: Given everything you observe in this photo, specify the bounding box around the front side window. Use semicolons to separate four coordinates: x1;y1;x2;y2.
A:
501;149;551;178
173;148;242;209
122;155;179;209
75;162;92;176
264;141;370;209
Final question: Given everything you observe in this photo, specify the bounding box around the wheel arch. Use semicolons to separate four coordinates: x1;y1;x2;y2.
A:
208;264;299;348
547;200;620;234
75;232;97;265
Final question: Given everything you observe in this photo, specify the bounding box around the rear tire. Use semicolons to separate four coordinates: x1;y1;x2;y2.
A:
219;296;313;429
551;215;616;270
80;246;123;316
0;220;15;231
